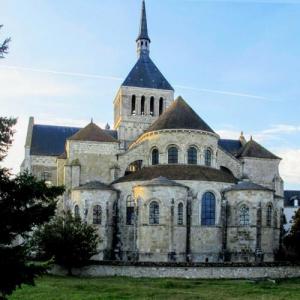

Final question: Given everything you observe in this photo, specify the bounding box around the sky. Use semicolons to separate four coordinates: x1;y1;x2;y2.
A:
1;0;300;189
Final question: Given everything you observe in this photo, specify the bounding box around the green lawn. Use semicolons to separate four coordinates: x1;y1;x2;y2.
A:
8;275;300;300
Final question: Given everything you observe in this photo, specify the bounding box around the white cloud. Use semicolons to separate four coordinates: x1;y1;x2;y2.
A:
276;149;300;185
0;68;80;98
217;124;300;143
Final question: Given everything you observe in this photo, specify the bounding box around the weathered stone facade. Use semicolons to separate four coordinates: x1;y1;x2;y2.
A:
22;1;285;264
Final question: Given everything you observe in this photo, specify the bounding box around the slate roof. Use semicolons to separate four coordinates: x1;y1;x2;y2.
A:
136;0;150;42
236;139;279;160
30;124;117;156
68;122;118;143
218;139;242;156
113;165;237;184
73;181;117;191
137;176;188;188
146;96;215;133
30;125;80;156
122;53;173;90
224;180;273;192
284;190;300;207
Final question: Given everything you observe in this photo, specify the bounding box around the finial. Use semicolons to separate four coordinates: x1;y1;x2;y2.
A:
239;131;246;145
91;118;93;124
250;135;253;141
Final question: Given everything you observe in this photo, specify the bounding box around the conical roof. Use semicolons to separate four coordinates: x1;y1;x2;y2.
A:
236;139;279;159
68;122;118;143
146;96;215;133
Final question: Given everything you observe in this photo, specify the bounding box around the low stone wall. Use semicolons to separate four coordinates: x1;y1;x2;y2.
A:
51;263;300;279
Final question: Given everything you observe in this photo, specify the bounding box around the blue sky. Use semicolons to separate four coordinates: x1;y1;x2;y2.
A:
1;0;300;189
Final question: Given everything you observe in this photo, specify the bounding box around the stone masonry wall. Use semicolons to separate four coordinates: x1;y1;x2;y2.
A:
52;264;300;279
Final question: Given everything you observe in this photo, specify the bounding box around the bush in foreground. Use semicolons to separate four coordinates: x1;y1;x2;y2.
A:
33;212;100;275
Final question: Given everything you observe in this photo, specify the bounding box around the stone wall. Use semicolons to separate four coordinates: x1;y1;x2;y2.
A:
51;263;300;279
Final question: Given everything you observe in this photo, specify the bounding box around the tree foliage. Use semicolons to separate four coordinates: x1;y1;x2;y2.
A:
33;212;100;275
0;117;64;300
0;25;10;58
283;208;300;261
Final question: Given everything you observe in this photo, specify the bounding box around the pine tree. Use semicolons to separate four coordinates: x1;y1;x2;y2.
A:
0;117;64;300
0;25;10;58
33;212;100;275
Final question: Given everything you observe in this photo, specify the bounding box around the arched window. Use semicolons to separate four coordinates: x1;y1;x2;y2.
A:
131;95;136;115
168;147;178;164
74;205;80;219
204;148;212;167
149;201;159;225
266;204;272;227
201;192;216;225
188;147;197;165
274;210;278;228
141;96;145;115
178;203;184;225
240;205;250;226
93;205;102;225
126;196;134;225
159;97;164;115
150;96;155;116
152;148;159;165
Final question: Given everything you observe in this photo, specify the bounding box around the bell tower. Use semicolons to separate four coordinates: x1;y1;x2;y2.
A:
113;0;174;149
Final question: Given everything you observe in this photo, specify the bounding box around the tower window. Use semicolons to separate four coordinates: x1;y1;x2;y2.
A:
131;95;136;115
149;201;159;225
152;148;159;165
150;96;155;116
141;96;145;115
159;97;164;115
141;41;144;46
188;147;197;165
93;205;102;225
201;192;216;226
168;147;178;164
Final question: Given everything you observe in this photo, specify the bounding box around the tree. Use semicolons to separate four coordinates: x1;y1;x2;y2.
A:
0;117;64;300
283;208;300;261
33;212;100;275
0;25;10;58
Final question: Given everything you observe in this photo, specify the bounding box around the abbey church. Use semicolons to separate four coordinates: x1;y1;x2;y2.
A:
22;1;284;263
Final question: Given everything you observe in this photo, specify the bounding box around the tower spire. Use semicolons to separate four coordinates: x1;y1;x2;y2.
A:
136;0;150;57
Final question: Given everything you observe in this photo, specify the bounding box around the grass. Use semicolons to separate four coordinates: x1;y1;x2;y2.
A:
8;275;300;300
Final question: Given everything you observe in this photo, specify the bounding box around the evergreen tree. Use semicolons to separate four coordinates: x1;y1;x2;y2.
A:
0;117;64;300
0;25;10;58
284;208;300;261
33;212;100;275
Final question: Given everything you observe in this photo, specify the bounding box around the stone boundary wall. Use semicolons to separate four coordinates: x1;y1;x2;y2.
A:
51;264;300;279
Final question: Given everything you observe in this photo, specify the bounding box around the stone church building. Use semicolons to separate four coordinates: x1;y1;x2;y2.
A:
22;1;284;263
